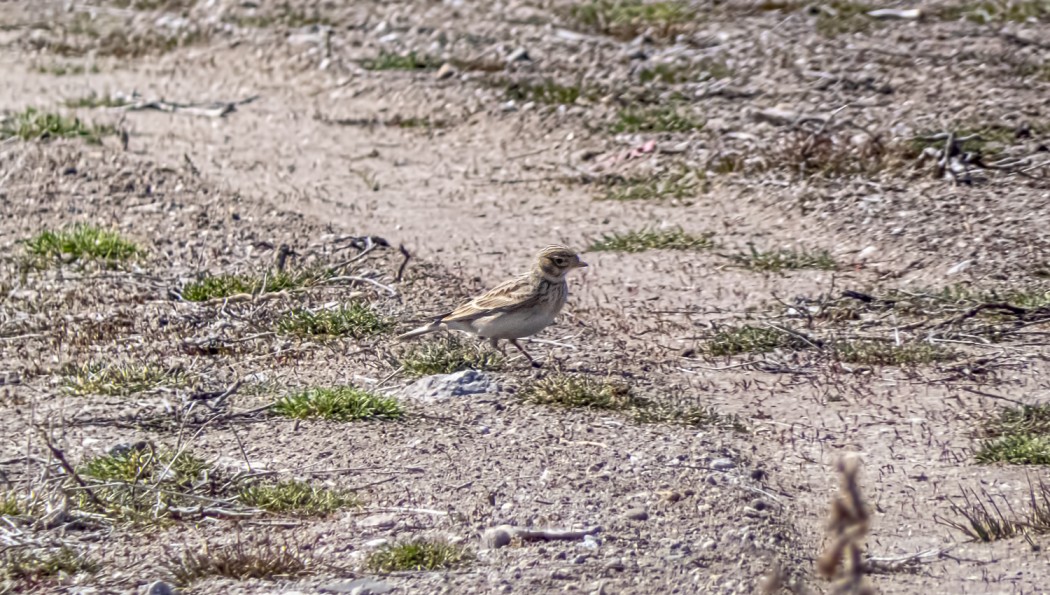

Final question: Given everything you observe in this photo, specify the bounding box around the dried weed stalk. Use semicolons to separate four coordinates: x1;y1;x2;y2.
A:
818;456;875;595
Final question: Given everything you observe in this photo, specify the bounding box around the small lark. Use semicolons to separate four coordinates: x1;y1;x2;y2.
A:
398;245;588;367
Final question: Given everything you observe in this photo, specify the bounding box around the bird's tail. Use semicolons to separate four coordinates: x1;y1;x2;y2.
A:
396;320;444;341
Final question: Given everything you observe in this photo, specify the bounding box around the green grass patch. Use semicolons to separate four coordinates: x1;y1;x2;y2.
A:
238;480;359;516
638;59;730;84
524;374;639;411
164;536;307;586
366;539;471;573
611;105;703;133
272;386;402;421
0;108;114;143
589;228;714;253
597;168;701;202
831;340;955;366
976;434;1050;465
276;303;391;338
81;445;207;485
62;362;187;396
362;51;440;71
109;0;198;10
731;246;838;272
180;269;320;301
0;493;21;516
1;547;96;586
63;93;130;109
566;0;696;39
398;335;505;377
503;79;585;105
706;325;811;356
983;404;1050;438
24;224;141;266
36;62;100;76
75;444;212;523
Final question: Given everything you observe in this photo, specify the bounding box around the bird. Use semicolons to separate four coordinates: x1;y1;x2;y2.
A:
397;245;588;367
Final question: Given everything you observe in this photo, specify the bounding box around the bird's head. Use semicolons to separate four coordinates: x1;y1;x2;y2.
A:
535;245;587;279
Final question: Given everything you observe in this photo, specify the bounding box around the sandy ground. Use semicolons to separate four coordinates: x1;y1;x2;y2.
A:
2;1;1050;593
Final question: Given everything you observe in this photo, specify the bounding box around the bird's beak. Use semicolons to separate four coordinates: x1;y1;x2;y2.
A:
576;260;589;268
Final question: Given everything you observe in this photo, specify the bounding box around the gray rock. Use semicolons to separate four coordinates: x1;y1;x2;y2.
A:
507;47;531;62
356;513;397;529
711;458;735;471
400;370;496;403
145;581;178;595
319;578;394;594
482;525;514;549
623;508;648;521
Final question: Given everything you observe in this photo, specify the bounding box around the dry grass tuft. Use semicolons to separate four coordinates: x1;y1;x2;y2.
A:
164;534;307;585
1;547;97;591
936;479;1050;542
817;456;875;594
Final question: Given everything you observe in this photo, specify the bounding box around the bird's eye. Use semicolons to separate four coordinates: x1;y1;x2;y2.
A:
554;257;566;266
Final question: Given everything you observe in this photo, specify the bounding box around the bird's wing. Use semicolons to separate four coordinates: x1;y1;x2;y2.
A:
441;274;540;323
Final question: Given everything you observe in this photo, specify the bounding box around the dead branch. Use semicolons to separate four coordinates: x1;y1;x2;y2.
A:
36;429;105;509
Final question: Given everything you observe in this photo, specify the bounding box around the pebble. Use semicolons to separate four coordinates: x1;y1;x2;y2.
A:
435;63;455;79
144;582;177;595
507;47;531;62
319;578;394;594
482;525;514;549
356;513;397;529
623;508;649;521
711;458;735;471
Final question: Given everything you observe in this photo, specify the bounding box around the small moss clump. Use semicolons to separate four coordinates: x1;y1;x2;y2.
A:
975;434;1050;465
832;341;954;366
238;480;359;516
362;51;439;71
0;108;114;143
524;374;639;411
398;335;504;377
611;105;704;133
589;228;714;253
180;270;319;302
503;79;585;105
567;0;696;39
366;539;471;573
276;303;391;338
732;246;838;272
25;225;141;266
62;362;187;396
272;386;402;421
706;325;811;356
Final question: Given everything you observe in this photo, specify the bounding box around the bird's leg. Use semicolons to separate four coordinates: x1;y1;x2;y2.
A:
489;338;508;356
509;339;541;368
